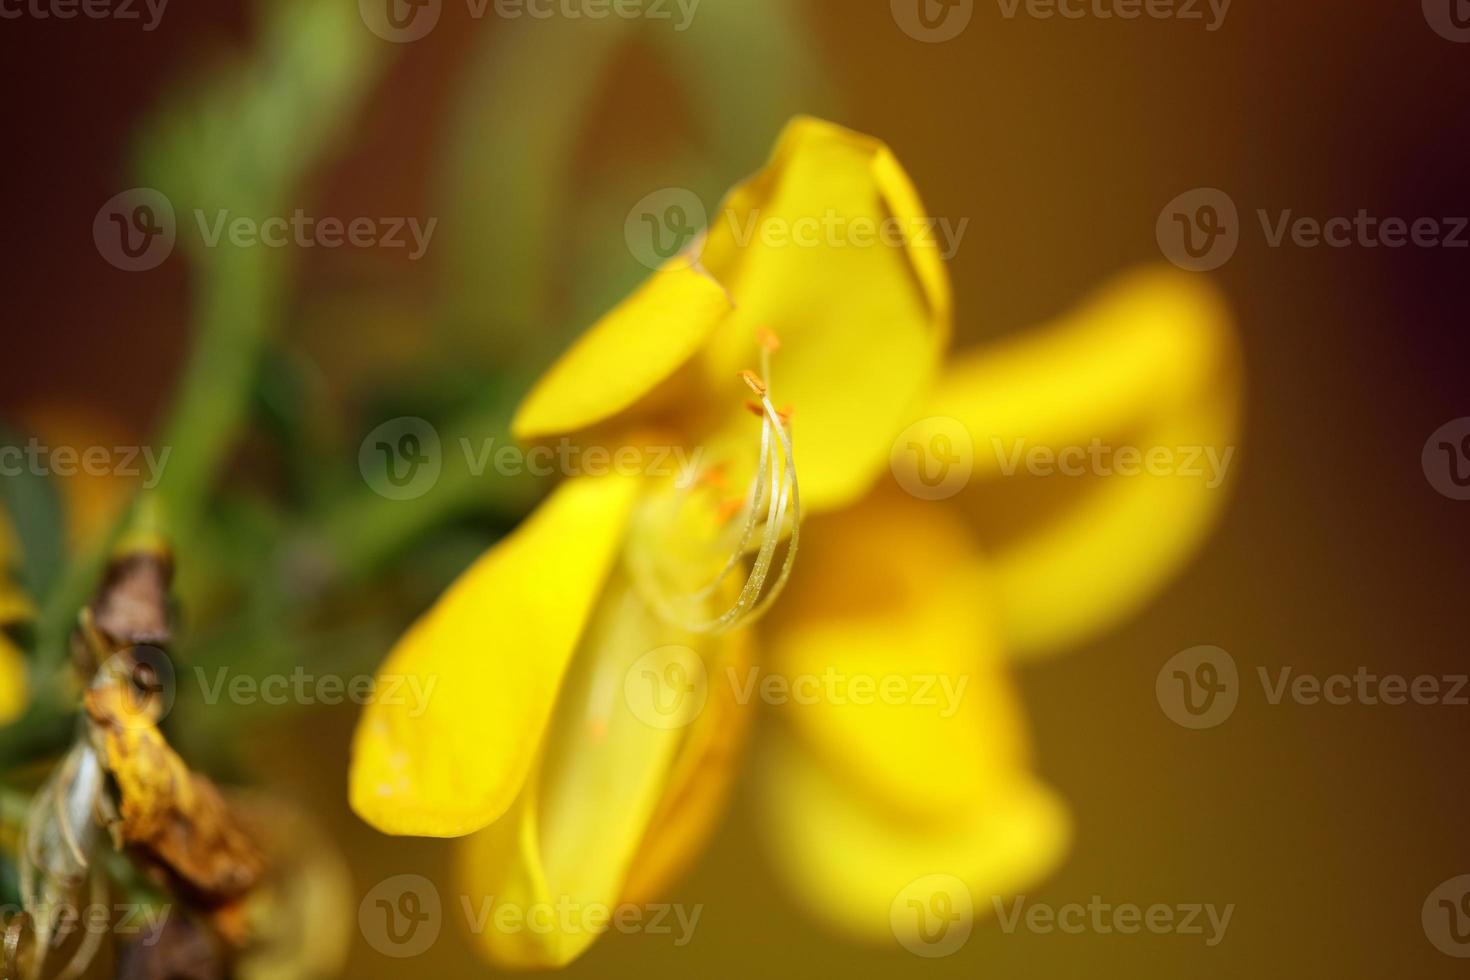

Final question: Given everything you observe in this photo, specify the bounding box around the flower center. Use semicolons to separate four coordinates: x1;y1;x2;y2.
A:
627;330;800;635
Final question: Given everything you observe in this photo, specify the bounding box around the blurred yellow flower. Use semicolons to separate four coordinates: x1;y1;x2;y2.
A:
349;117;1240;967
759;263;1240;944
0;513;31;727
0;638;25;727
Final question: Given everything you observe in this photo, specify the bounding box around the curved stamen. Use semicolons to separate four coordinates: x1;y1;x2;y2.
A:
629;340;801;635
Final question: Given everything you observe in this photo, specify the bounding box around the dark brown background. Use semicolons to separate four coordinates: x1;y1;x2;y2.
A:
2;0;1468;976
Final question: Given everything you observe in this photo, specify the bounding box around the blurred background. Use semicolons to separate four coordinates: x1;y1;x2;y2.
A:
1;0;1468;976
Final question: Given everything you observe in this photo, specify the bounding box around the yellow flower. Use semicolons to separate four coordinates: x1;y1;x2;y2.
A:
349;117;1240;967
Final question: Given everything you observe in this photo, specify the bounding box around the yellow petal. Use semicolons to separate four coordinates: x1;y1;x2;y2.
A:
457;576;745;969
921;265;1242;656
621;622;754;907
695;117;951;511
753;491;1069;943
765;491;1029;816
512;265;734;440
756;726;1070;947
0;634;27;727
512;117;951;513
349;474;640;838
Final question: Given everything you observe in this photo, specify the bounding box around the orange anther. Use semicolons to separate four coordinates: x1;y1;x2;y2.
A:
714;497;745;524
699;465;728;490
755;326;782;352
739;370;767;396
746;401;792;424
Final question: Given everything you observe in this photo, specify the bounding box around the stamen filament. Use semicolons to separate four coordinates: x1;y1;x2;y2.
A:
629;347;800;635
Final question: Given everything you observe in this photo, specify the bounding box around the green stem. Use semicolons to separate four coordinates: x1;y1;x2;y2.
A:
154;249;285;545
